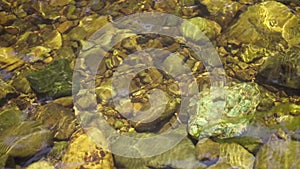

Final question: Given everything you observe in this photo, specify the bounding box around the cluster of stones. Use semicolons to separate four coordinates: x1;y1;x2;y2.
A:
0;0;299;168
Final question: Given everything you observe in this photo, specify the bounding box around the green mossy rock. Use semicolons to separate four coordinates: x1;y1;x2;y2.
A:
26;59;73;98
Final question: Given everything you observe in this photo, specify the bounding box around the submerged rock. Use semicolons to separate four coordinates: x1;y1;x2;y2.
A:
257;46;300;91
47;141;68;166
61;129;115;169
282;15;300;46
114;135;204;169
188;82;261;140
180;17;221;41
0;78;16;101
30;103;76;140
42;30;62;50
12;73;32;94
0;107;23;131
26;59;73;98
209;142;255;169
255;139;300;169
195;138;220;165
0;47;24;71
225;1;300;62
200;0;242;27
258;103;300;139
0;118;53;168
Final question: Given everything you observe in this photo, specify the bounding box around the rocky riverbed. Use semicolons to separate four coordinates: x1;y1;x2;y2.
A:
0;0;299;168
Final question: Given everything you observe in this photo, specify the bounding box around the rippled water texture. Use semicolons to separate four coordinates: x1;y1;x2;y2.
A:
0;0;299;168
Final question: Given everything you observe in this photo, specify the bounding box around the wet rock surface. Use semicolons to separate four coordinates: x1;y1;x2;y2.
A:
30;103;76;140
26;59;73;98
188;82;261;139
61;129;115;169
0;78;16;102
0;108;53;168
257;46;300;92
255;139;300;169
114;134;204;169
0;0;299;168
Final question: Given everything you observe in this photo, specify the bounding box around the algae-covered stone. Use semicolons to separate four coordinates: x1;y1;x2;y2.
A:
215;136;263;154
114;135;205;169
61;129;115;169
257;46;300;90
0;78;16;101
225;1;297;62
188;82;261;140
79;14;109;38
195;138;220;163
31;103;76;140
26;59;73;98
255;139;300;168
211;142;255;169
260;103;300;133
180;17;221;41
282;15;300;46
0;107;23;131
227;1;292;44
0;121;53;167
200;0;242;26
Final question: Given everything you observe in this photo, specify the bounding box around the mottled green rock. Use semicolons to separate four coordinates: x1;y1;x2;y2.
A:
26;59;73;98
180;17;221;41
188;82;261;139
65;26;88;41
255;139;300;169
